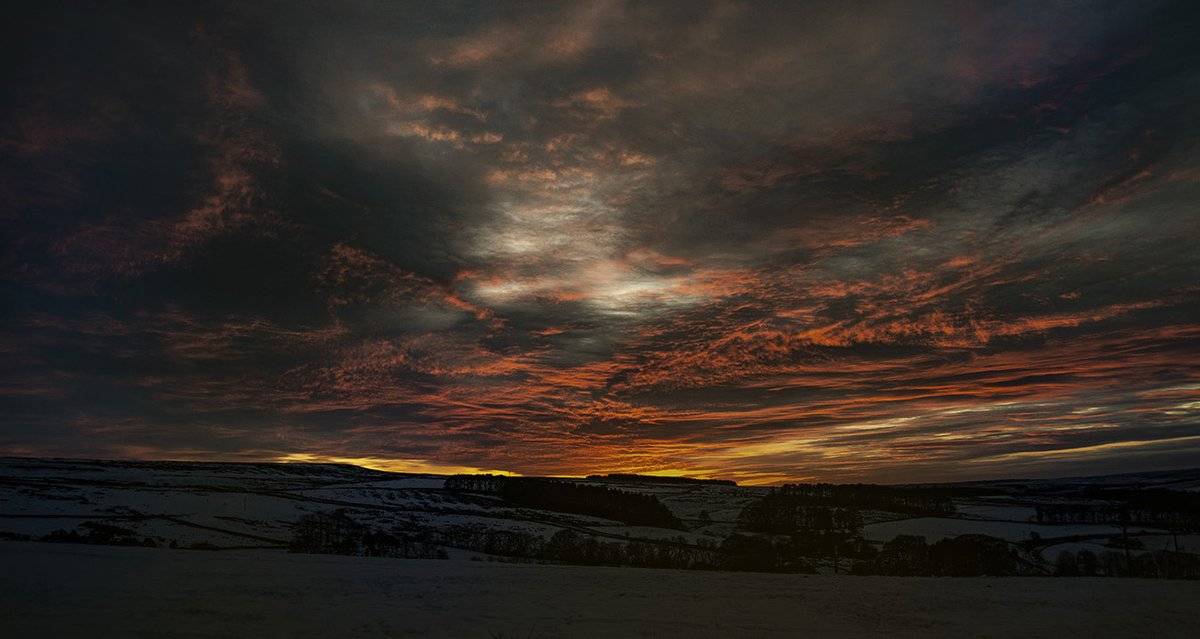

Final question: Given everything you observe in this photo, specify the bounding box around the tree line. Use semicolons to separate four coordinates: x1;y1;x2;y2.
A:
858;534;1018;576
289;509;447;559
1053;547;1200;579
742;484;955;529
445;475;683;529
432;526;843;573
38;522;159;548
433;527;724;570
1034;489;1200;532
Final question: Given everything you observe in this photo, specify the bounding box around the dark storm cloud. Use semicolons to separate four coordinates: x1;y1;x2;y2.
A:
2;1;1199;482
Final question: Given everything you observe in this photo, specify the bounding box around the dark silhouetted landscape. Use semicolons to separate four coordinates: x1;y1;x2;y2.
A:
2;458;1199;636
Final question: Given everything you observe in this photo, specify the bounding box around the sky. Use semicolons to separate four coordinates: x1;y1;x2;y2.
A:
3;1;1199;484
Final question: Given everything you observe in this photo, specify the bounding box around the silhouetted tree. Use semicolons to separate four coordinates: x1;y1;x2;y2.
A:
929;535;1017;576
1077;549;1099;576
874;535;931;576
1055;550;1080;576
718;534;814;573
289;509;364;555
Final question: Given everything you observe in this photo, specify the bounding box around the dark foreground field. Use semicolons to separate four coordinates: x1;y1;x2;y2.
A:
2;541;1197;638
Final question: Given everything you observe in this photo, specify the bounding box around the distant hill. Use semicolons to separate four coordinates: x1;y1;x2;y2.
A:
587;473;737;486
931;467;1200;493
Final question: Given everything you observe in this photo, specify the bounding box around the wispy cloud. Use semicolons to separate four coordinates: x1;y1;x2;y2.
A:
3;1;1199;482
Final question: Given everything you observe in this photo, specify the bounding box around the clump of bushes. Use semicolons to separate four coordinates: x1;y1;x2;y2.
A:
717;534;817;573
289;509;446;559
857;534;1018;576
1054;548;1200;579
41;522;157;548
434;526;720;571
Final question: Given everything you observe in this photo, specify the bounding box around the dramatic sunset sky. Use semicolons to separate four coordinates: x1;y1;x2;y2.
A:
3;1;1199;483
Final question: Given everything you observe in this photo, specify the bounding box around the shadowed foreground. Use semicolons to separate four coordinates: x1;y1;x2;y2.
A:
2;542;1197;638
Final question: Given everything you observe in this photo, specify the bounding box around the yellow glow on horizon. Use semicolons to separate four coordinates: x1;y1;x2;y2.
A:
276;453;520;477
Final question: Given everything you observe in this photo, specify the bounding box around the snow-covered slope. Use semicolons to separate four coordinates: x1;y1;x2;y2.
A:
2;541;1197;639
3;458;1198;563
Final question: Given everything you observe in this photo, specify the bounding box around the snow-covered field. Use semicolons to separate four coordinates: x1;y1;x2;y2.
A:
0;458;584;550
3;459;1200;636
0;459;754;553
2;541;1197;639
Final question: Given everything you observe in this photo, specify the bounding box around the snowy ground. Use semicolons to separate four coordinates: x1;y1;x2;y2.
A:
4;460;1199;636
2;541;1197;638
0;458;600;551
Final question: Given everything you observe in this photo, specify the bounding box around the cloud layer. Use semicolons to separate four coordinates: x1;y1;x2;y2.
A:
3;1;1199;482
